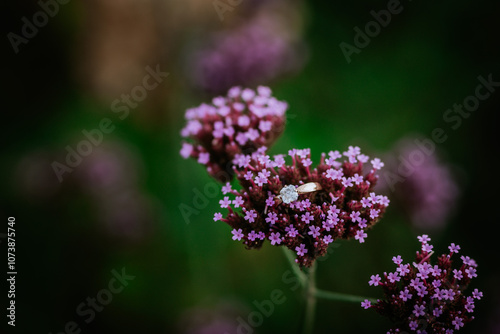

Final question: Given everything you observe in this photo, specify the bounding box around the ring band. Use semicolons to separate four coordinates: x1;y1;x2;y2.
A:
296;182;322;194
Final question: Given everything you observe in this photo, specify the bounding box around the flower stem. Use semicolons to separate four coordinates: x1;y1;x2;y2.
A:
281;247;306;288
315;289;377;303
302;262;317;334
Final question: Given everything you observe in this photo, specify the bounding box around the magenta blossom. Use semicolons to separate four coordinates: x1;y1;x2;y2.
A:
214;146;389;267
180;86;287;182
363;235;481;333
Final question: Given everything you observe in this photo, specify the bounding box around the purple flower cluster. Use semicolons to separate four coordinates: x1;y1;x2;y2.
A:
362;235;481;333
214;146;389;267
180;86;287;182
190;19;302;94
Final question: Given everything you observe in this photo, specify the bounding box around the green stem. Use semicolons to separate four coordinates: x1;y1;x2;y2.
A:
281;247;307;288
302;262;317;334
315;289;377;303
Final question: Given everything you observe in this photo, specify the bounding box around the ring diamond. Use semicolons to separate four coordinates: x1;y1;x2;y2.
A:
277;182;322;204
279;185;299;204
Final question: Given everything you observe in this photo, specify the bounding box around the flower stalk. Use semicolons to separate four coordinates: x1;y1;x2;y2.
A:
302;262;317;334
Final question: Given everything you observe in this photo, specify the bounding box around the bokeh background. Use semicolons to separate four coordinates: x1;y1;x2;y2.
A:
2;0;500;333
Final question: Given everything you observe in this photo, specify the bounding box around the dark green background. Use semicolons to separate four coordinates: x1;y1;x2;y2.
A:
2;0;499;333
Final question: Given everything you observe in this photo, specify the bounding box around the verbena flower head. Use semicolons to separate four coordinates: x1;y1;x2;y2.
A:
180;86;287;182
363;235;481;333
213;146;389;267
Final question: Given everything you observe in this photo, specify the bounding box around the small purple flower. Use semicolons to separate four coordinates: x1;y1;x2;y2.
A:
295;243;308;256
341;177;353;188
308;226;321;238
358;154;369;163
465;267;477;278
432;279;442;288
221;182;232;194
465;302;475;313
323;235;333;244
416;262;432;279
302;158;313;167
214;213;223;221
244;210;257;223
410;277;422;289
422;243;433;253
430;265;442;277
265;212;279;225
400;288;412;301
416;285;429;298
198;152;210;165
286;225;298;238
219;196;231;208
259;120;273;132
352;173;363;185
301;212;315;224
453;269;463;280
361;300;372;309
433;307;443;317
461;255;477;267
452;317;464;330
397;264;410;276
361;197;371;208
355;230;367;243
232;228;244;241
417;234;431;244
472;289;483;300
326;169;343;180
269;232;282;245
180;142;193;159
233;196;244;208
371;158;384;170
449;243;461;253
387;272;400;283
369;274;382;286
255;175;268;187
369;209;380;219
247;230;258;241
392;255;403;265
350;211;361;223
265;195;275;207
413;303;426;317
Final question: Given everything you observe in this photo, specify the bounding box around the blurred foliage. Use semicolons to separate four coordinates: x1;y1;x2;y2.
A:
2;0;500;333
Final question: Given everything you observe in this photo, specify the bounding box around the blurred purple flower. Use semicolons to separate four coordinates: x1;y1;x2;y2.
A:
378;139;460;231
76;143;140;195
189;16;305;94
15;141;156;242
178;302;247;334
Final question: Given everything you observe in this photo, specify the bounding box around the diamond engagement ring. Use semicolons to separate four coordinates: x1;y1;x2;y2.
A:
277;182;323;204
